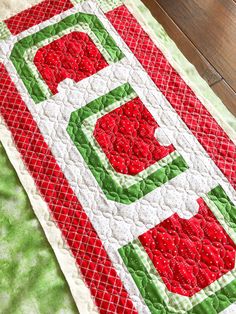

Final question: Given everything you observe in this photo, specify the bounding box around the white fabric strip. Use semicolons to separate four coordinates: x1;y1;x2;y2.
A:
0;116;99;314
1;1;236;314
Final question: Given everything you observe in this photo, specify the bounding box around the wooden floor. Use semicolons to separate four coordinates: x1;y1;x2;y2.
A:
142;0;236;117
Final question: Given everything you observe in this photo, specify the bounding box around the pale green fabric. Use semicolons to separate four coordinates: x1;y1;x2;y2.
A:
0;1;235;314
0;144;78;314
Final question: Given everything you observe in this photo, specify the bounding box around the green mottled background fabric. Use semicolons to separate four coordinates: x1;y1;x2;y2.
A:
0;1;235;313
0;143;78;313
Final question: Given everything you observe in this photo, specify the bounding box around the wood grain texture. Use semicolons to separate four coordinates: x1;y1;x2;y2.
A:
142;0;236;117
212;79;236;116
155;0;236;92
142;0;221;86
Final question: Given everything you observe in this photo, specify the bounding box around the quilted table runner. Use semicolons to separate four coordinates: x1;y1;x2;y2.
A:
1;0;236;313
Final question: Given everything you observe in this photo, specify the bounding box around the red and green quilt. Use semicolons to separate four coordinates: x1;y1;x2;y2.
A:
0;0;236;313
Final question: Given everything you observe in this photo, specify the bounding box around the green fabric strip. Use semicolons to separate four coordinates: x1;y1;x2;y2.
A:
0;21;11;40
67;82;188;204
10;12;124;103
1;0;236;313
119;232;236;314
119;243;166;314
119;185;236;313
208;185;236;232
190;279;236;314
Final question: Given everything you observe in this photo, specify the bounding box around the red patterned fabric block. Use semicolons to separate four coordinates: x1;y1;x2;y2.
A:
139;198;236;297
5;0;73;35
94;97;174;175
106;6;236;190
34;32;108;94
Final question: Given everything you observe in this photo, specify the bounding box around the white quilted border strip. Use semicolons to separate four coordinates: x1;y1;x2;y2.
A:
0;116;99;314
0;1;236;314
120;7;236;311
0;0;122;20
0;0;42;20
0;0;235;143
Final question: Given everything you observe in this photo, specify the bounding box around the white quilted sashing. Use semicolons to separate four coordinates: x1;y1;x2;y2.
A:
1;1;236;313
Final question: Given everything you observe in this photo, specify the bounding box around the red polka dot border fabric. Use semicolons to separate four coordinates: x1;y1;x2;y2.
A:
1;1;236;313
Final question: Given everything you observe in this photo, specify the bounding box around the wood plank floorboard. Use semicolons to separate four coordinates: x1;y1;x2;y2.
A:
142;0;222;86
156;0;236;92
142;0;236;116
